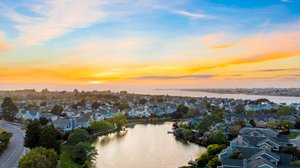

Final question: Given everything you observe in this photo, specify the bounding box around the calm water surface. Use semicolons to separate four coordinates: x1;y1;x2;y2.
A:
95;122;206;168
124;89;300;104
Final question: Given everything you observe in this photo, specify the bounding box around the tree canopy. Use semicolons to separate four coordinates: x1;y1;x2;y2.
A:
50;104;64;116
1;97;18;121
68;129;92;145
71;142;97;166
18;147;58;168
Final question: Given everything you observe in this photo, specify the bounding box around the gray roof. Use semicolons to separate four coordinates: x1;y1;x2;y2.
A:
53;118;70;126
240;128;279;138
221;159;243;167
234;146;263;159
241;135;266;146
250;149;280;161
248;158;276;168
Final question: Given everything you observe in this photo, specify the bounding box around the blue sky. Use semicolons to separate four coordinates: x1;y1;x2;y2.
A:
0;0;300;90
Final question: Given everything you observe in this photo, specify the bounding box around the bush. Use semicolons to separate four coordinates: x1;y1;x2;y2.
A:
182;129;193;141
197;152;208;167
0;131;13;155
208;157;221;168
207;144;226;156
19;147;58;168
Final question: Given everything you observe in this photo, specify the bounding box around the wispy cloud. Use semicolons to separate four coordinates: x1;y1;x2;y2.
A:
173;10;213;19
209;44;232;50
1;0;107;45
255;68;300;72
135;75;215;80
280;0;293;3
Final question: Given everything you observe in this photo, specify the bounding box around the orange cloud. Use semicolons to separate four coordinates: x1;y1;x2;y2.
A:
209;44;232;50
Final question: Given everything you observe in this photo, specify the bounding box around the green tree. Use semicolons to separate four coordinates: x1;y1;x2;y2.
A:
208;157;221;168
207;144;226;156
177;104;189;115
1;97;18;121
250;119;256;127
90;121;114;132
18;147;58;168
50;104;63;116
276;106;297;116
71;142;97;166
294;118;300;129
236;120;246;128
107;114;128;129
212;131;227;145
39;125;61;154
68;129;92;145
197;115;222;133
24;120;42;149
182;129;193;141
0;131;13;154
235;104;245;114
197;152;208;167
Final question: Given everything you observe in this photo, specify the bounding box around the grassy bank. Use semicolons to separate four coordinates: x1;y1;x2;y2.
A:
289;131;300;139
60;144;82;168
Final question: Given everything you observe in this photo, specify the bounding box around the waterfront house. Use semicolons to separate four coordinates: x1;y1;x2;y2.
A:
218;127;292;168
53;118;73;132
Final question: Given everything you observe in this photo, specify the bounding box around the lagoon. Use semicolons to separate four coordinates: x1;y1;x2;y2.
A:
94;122;205;168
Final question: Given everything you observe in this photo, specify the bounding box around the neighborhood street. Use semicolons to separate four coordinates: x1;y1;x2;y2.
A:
0;121;25;168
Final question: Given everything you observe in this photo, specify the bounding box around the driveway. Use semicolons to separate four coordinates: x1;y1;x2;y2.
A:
0;121;26;168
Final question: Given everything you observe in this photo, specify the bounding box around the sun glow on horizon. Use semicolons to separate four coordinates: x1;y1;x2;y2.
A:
0;0;300;90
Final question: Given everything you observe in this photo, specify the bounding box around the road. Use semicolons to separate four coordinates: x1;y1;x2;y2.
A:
0;121;25;168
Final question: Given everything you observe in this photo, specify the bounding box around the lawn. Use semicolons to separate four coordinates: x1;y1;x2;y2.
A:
288;131;300;139
60;144;83;168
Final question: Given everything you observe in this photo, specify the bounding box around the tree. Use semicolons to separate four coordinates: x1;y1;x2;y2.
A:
50;105;63;116
138;98;147;105
197;152;208;167
91;101;100;110
294;118;300;129
90;121;114;132
68;129;92;145
236;120;246;128
71;142;97;166
18;147;58;168
1;97;18;121
250;119;256;127
107;114;128;129
24;120;42;149
235;104;245;114
229;125;242;138
182;129;193;141
212;131;227;145
39;101;47;106
276;106;297;116
208;157;221;168
207;144;226;156
0;131;13;154
39;117;49;126
39;125;61;154
177;104;189;115
197;115;222;133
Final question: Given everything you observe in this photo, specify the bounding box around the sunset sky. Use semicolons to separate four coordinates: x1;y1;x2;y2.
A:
0;0;300;91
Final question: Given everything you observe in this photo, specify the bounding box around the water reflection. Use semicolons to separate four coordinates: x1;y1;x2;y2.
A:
99;131;128;146
95;122;206;168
